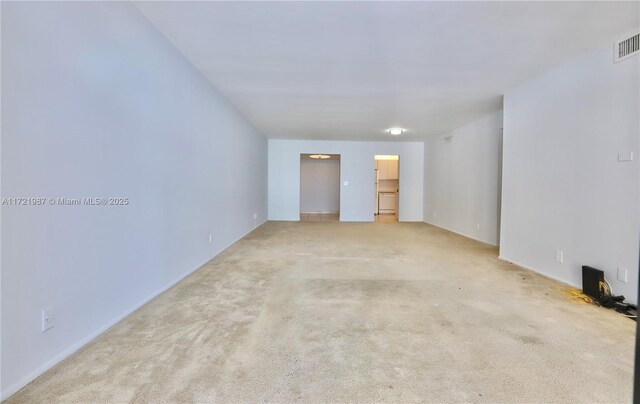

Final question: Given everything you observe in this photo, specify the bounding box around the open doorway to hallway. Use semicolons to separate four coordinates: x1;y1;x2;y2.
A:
300;154;340;222
374;155;399;222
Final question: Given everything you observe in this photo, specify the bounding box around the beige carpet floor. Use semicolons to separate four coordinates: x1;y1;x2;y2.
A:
7;222;636;403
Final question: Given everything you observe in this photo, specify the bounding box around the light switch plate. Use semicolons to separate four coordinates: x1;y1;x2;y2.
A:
617;267;628;283
42;306;55;332
555;250;564;264
617;152;634;162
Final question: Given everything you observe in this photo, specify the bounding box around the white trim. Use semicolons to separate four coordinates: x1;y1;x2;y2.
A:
424;220;498;247
269;217;301;222
497;255;579;289
299;211;339;214
0;220;267;401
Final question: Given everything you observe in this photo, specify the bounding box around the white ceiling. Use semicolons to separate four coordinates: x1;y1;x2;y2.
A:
135;1;639;141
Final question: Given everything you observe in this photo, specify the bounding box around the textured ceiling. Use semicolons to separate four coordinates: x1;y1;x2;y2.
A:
135;1;639;141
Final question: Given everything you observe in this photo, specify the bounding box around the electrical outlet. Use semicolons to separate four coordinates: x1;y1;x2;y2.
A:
476;223;480;230
42;307;55;332
253;212;258;220
617;152;634;162
208;234;212;244
617;267;628;283
555;250;564;264
433;212;436;218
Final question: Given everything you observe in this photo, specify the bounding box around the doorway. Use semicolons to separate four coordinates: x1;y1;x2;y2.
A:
374;155;399;222
300;154;340;222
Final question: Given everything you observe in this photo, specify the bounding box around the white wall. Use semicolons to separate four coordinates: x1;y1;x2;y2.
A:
300;159;340;213
269;140;424;222
1;2;267;399
500;42;639;304
423;112;503;245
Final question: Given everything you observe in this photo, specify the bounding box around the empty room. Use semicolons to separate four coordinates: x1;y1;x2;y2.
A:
1;1;639;403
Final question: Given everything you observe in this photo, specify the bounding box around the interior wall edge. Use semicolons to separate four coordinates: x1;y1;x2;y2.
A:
422;110;503;245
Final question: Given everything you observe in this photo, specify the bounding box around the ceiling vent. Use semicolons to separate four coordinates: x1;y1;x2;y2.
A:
614;31;639;63
442;135;453;144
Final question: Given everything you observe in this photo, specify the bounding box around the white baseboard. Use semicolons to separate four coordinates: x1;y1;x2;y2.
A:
0;220;267;401
424;220;498;247
300;211;339;214
497;255;579;289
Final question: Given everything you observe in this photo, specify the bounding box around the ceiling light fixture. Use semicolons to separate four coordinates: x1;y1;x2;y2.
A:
309;154;331;159
386;127;406;136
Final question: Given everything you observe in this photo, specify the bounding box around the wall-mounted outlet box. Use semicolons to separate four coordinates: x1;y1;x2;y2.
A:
253;212;258;220
617;267;628;283
208;234;212;244
42;306;55;332
476;223;480;230
433;212;436;218
617;152;634;162
555;250;564;264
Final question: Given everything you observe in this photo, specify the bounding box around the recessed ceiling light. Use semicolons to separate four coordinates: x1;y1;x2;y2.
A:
386;127;406;136
309;154;331;159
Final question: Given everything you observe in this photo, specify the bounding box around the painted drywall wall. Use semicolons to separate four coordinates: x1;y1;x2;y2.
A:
1;2;267;399
269;140;424;222
500;42;639;304
300;159;340;213
424;111;503;245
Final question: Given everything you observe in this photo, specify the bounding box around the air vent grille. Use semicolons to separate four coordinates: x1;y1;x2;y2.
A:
614;31;640;63
442;136;452;144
